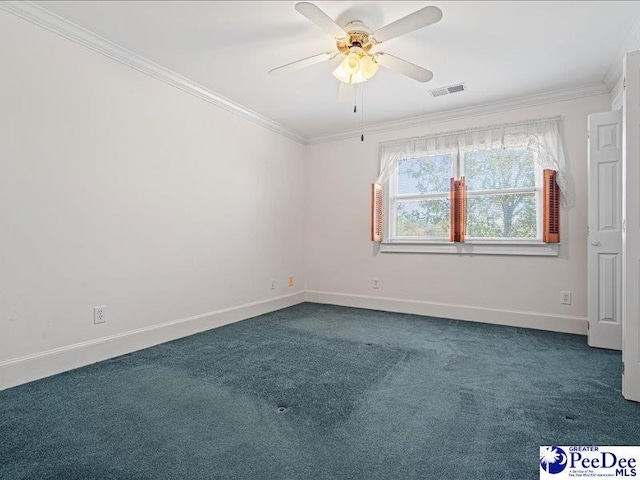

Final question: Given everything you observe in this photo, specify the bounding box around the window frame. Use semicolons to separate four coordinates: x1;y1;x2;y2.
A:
383;147;558;257
461;147;544;242
388;152;456;242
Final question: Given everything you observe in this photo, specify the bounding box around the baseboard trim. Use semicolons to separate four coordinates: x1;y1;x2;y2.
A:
304;290;587;335
0;290;587;391
0;292;305;391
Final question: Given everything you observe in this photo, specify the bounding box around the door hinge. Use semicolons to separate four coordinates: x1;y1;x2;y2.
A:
587;130;590;140
623;77;626;91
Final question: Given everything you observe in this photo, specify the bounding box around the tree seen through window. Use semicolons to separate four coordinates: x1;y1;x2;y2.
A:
394;148;539;240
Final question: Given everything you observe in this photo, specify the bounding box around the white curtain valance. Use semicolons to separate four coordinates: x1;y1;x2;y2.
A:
376;116;568;198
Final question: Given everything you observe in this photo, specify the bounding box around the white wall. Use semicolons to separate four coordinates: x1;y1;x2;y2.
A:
0;12;305;387
305;94;611;333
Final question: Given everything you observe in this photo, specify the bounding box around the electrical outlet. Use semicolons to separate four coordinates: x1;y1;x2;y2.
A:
270;279;275;290
561;291;572;305
288;277;294;287
93;305;106;325
373;278;380;290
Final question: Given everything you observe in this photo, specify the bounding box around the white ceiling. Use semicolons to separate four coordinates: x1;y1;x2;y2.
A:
32;1;640;140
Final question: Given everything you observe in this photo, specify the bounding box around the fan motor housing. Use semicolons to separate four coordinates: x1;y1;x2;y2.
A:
337;32;373;54
337;21;374;53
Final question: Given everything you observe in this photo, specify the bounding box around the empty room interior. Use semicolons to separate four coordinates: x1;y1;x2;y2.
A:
3;1;640;478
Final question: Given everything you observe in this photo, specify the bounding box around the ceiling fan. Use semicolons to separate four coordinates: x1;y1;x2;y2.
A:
269;2;442;85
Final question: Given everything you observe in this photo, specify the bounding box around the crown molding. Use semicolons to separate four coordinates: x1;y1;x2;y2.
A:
603;11;640;91
0;1;306;144
306;82;609;145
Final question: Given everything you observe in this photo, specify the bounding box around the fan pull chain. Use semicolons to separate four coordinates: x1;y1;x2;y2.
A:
360;87;364;142
353;85;357;113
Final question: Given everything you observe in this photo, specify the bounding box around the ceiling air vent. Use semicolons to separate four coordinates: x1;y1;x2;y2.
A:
430;88;449;97
429;83;466;98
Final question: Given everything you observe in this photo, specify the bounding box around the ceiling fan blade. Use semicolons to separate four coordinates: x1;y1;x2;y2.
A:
372;6;443;43
269;52;335;76
375;53;434;83
295;2;347;39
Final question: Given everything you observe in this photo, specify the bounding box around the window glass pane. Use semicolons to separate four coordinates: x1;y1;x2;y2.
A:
464;148;535;191
467;192;537;239
397;154;453;195
396;198;450;238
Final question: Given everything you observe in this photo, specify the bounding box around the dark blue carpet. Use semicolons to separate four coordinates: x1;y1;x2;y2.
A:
1;303;639;479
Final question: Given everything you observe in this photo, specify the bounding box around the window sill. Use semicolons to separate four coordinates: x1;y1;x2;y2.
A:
380;241;559;256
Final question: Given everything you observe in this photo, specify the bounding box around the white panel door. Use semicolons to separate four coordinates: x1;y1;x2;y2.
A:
588;110;623;350
623;50;640;402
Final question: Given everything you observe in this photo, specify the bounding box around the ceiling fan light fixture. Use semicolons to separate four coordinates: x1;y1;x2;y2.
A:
361;53;379;78
333;52;379;85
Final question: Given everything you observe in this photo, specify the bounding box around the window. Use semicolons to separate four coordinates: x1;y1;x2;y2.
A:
463;148;541;240
389;148;543;242
392;154;454;241
372;117;565;256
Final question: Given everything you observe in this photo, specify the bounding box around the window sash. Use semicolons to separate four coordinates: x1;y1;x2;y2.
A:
465;187;536;196
394;191;451;201
391;196;451;241
465;186;541;241
388;154;455;241
460;148;543;241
